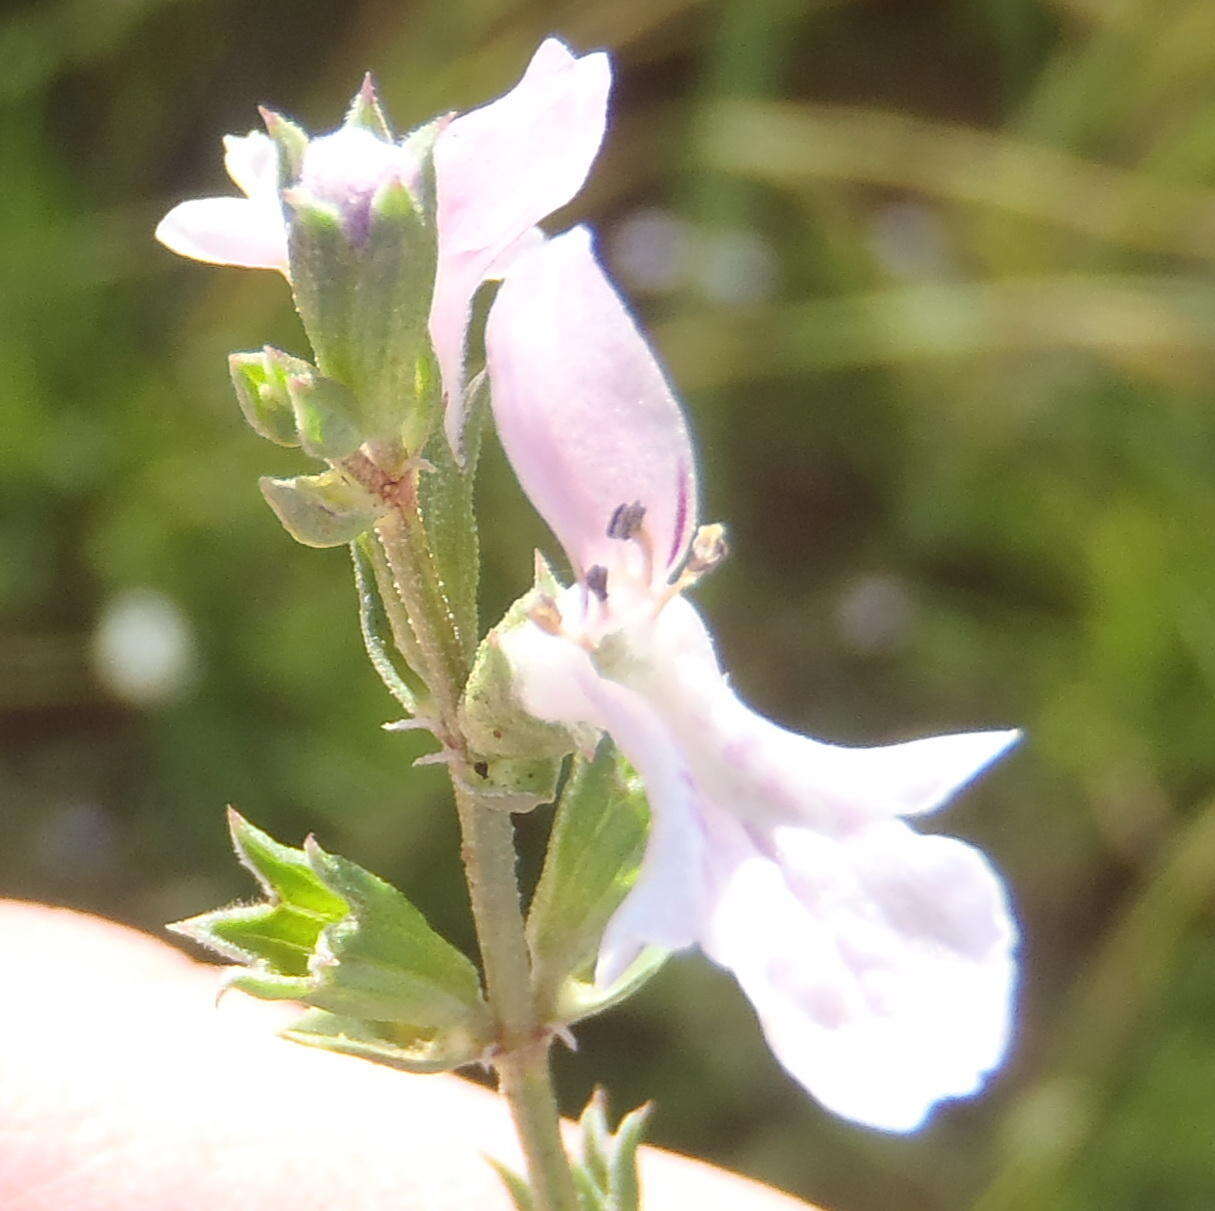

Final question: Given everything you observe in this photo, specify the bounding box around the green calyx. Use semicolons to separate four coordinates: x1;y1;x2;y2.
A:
458;552;582;763
285;121;440;456
171;811;493;1072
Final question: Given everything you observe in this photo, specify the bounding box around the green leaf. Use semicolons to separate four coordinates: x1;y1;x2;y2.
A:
259;468;385;547
417;371;486;665
170;814;491;1052
304;839;487;1027
350;538;419;713
608;1103;653;1211
357;531;429;691
568;1090;653;1211
287;370;363;461
344;74;392;140
487;1159;537;1211
571;1164;610;1211
526;740;654;1015
579;1088;612;1192
282;1009;484;1074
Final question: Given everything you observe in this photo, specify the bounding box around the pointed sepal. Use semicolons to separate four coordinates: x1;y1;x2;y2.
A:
399;114;448;221
344;73;393;140
259;468;386;547
282;1008;484;1074
259;106;309;184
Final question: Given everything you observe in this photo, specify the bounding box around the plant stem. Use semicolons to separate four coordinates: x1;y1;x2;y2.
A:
455;784;580;1211
365;467;578;1211
374;503;466;726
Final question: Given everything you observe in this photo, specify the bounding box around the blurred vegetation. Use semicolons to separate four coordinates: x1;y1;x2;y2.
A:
3;0;1215;1207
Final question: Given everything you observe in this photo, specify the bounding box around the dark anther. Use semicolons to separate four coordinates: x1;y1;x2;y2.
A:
606;500;647;541
585;564;610;601
473;760;489;779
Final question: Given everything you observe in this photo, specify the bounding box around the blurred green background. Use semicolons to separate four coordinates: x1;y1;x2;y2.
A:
4;0;1215;1207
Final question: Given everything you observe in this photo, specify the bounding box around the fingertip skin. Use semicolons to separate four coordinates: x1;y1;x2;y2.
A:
0;899;816;1211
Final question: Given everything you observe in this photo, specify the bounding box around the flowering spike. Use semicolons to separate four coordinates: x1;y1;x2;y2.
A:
157;40;611;463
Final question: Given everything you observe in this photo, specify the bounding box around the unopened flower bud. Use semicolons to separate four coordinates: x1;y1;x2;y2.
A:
228;346;311;447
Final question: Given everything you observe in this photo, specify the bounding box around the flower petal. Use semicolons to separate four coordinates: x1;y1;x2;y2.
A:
155;197;288;272
486;227;698;583
624;596;1018;829
701;812;1017;1132
300;128;420;214
499;609;709;979
432;38;611;451
222;131;279;200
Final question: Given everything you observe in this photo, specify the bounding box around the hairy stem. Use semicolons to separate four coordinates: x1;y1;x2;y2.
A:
455;785;579;1211
356;456;578;1211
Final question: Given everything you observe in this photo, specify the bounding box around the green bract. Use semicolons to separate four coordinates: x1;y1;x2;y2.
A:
171;811;493;1072
259;468;387;548
526;741;664;1022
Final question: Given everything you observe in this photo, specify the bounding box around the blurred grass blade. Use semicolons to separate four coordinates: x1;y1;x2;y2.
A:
700;98;1215;263
659;275;1215;389
975;796;1215;1211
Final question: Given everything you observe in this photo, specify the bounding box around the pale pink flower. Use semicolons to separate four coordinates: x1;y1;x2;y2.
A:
485;226;1020;1132
155;38;611;453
